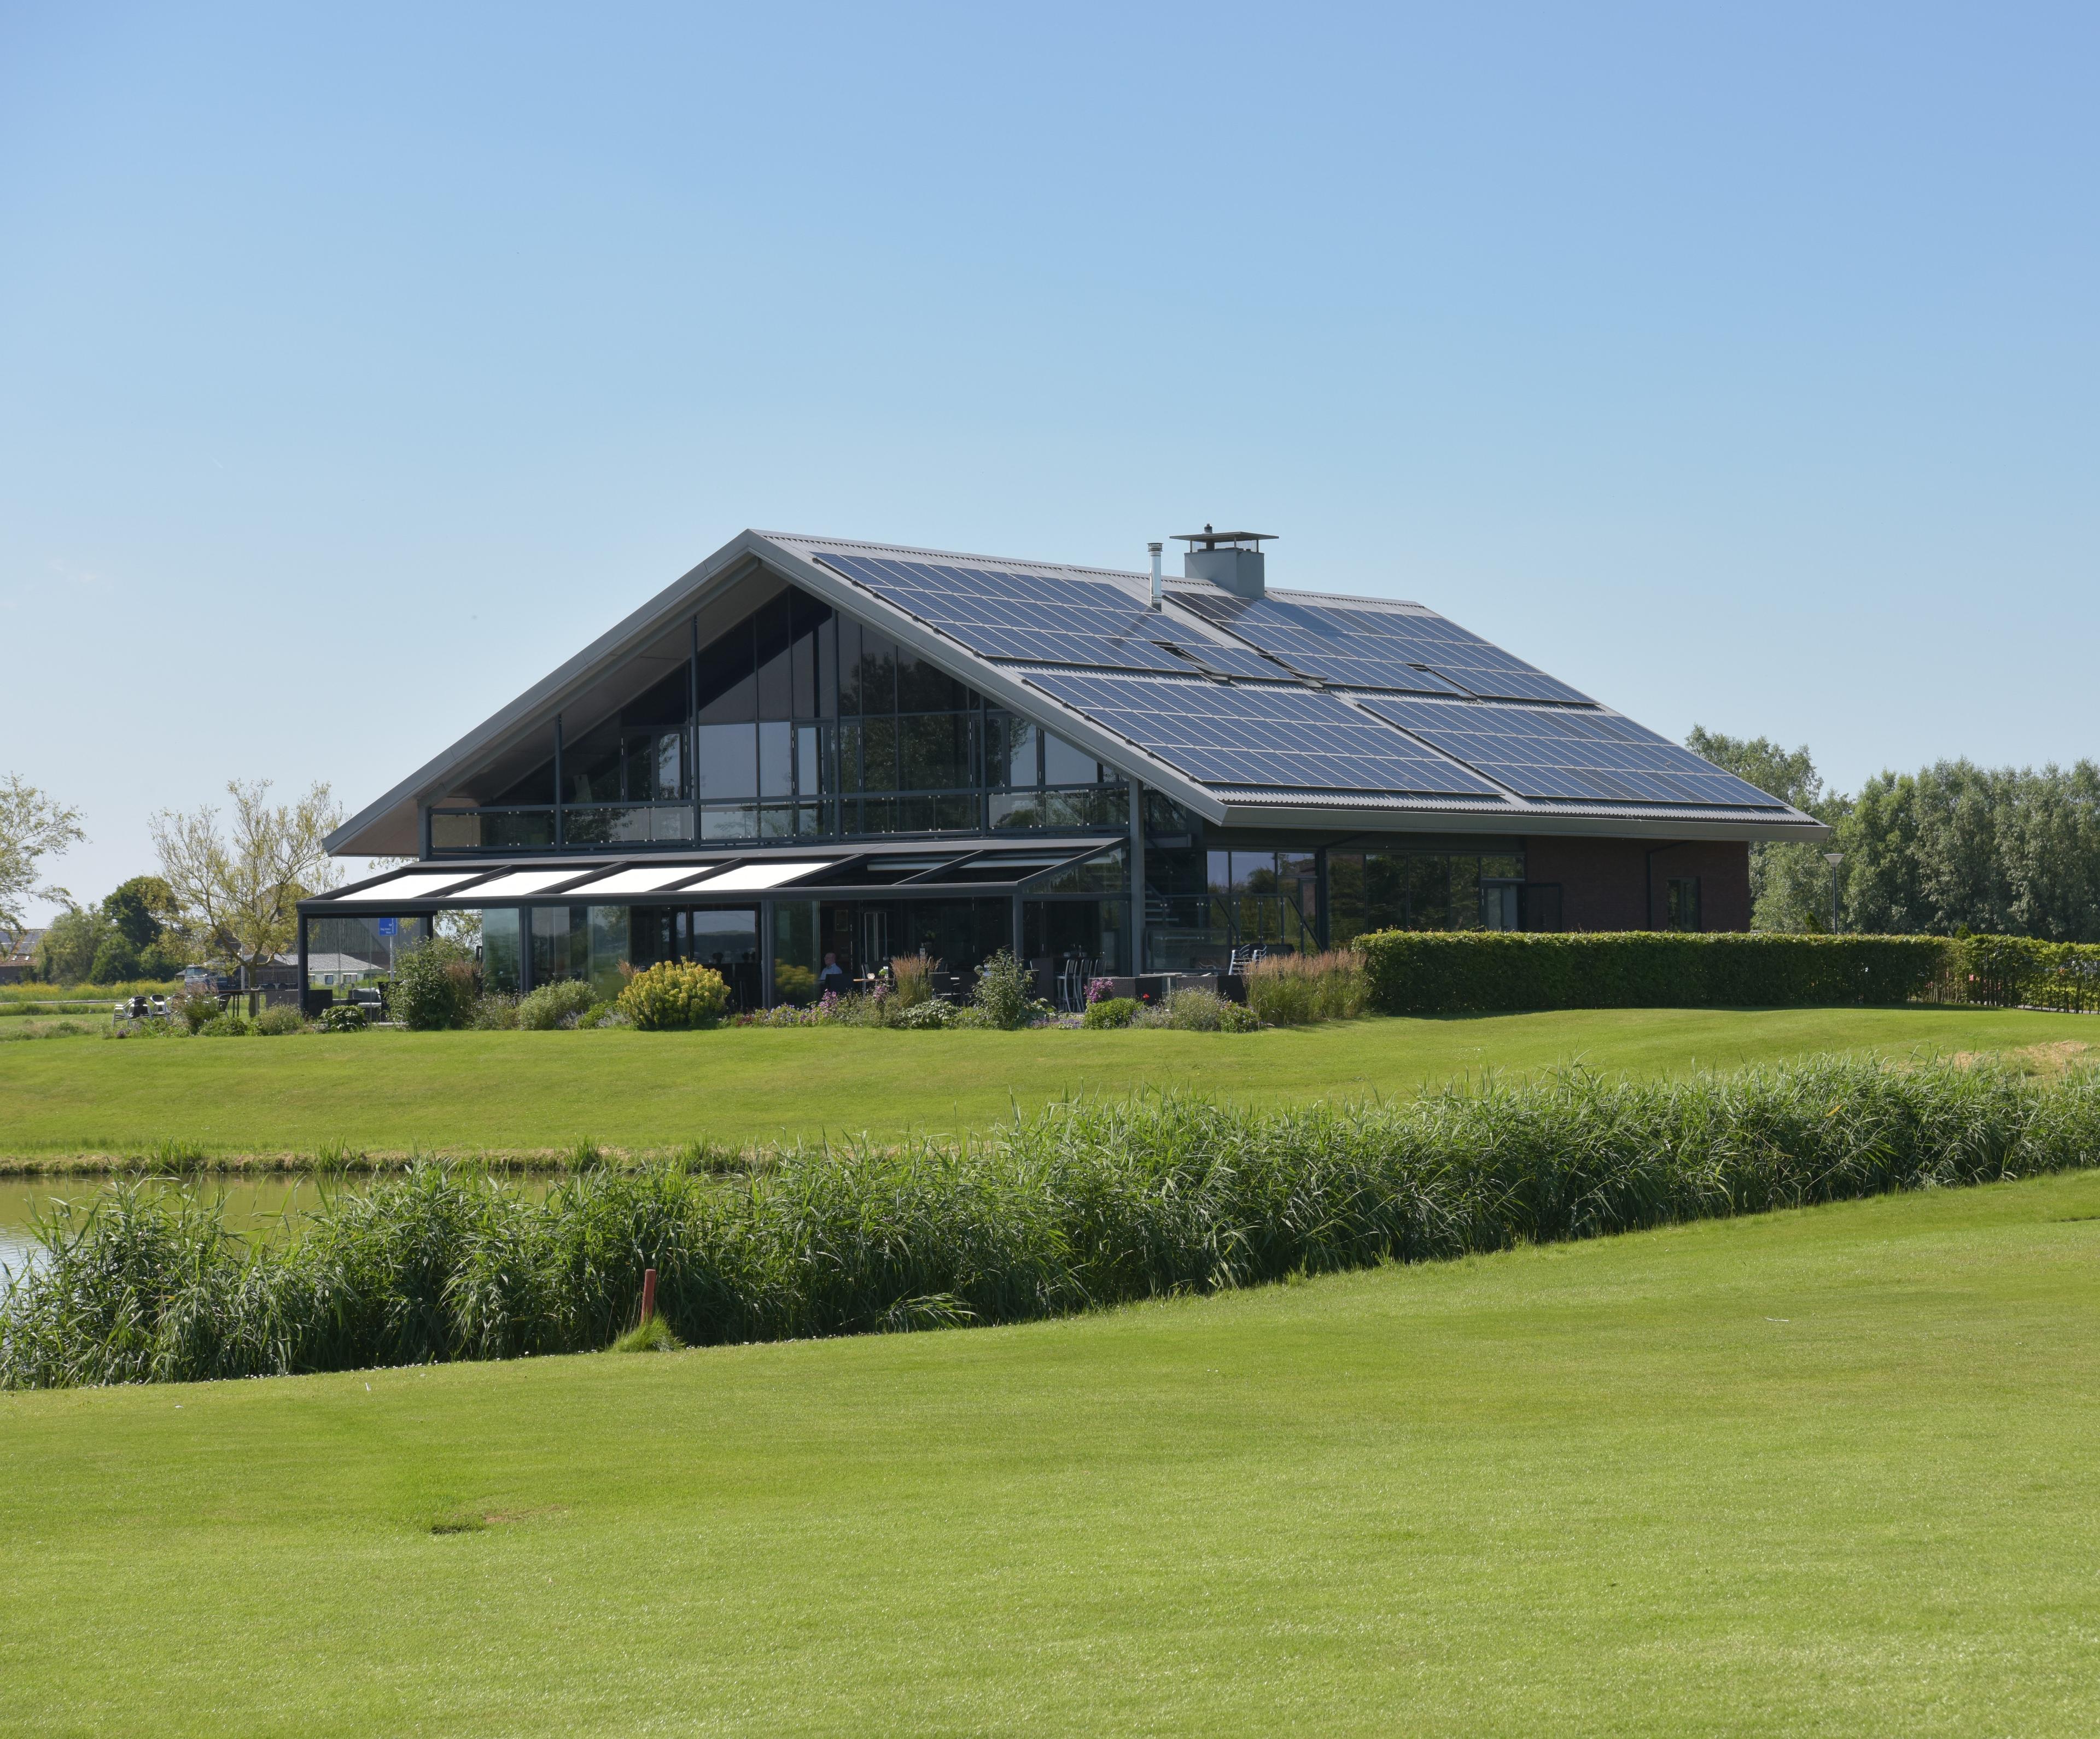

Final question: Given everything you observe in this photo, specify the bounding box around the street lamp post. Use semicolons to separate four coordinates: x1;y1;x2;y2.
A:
1823;851;1844;935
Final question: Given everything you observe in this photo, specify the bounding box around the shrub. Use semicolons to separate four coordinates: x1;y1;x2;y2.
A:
1160;987;1233;1031
469;994;519;1030
389;937;481;1030
617;961;730;1031
1242;950;1369;1025
197;1012;255;1037
319;1003;368;1032
1358;931;1952;1016
896;998;957;1030
971;949;1034;1030
517;980;598;1030
170;988;220;1034
253;1004;308;1036
1082;995;1139;1029
9;1055;2096;1389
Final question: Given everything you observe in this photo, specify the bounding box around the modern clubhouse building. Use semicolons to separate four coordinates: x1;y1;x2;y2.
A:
304;528;1827;1010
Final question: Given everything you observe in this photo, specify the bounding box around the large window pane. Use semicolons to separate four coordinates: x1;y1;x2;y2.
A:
1407;856;1451;929
481;908;522;994
697;722;756;801
857;634;897;715
1043;732;1101;786
1449;857;1482;930
756;594;794;720
759;720;792;798
588;907;630;1000
897;648;966;713
861;717;899;791
773;901;819;1005
696;619;756;723
701;803;756;841
989;712;1039;788
795;723;830;797
901;713;974;791
836;618;864;713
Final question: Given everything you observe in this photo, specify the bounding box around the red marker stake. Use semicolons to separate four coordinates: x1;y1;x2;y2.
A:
640;1267;658;1327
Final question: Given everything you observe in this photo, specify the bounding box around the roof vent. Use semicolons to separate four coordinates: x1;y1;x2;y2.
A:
1174;524;1273;599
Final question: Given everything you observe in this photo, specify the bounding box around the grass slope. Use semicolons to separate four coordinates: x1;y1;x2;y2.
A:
5;1174;2100;1736
2;1005;2092;1159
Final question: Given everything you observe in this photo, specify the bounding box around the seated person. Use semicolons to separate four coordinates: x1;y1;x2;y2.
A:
816;951;849;995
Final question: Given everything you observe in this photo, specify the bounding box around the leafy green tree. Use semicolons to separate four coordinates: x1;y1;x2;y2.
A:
33;906;112;984
1689;730;2100;941
0;775;85;955
89;933;142;984
104;876;176;952
1684;728;1847;930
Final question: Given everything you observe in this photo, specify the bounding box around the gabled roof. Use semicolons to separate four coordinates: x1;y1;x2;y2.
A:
326;528;1827;855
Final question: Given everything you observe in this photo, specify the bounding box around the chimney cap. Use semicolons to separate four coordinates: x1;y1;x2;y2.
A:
1172;526;1276;551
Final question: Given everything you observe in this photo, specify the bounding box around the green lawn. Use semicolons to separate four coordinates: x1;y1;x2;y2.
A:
5;1170;2098;1735
0;1004;2091;1160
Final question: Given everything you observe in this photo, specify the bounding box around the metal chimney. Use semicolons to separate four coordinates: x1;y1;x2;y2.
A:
1147;541;1163;609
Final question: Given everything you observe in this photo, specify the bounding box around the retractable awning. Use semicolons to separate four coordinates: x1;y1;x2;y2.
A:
300;838;1125;913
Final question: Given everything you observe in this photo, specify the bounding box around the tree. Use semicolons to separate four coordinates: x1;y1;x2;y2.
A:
1684;728;1847;931
1687;731;2100;941
104;876;176;951
32;906;111;984
0;775;86;955
150;780;345;981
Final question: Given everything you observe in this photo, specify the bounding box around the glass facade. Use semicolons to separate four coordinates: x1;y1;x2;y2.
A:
305;914;430;990
1325;850;1526;946
430;585;1127;854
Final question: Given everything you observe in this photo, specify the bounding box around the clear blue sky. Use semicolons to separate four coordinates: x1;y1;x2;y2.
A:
4;3;2094;917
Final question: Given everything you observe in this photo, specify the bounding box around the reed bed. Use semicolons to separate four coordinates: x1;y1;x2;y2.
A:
6;1055;2097;1390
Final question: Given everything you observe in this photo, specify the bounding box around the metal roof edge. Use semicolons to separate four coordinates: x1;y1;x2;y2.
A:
1217;800;1832;844
326;528;781;855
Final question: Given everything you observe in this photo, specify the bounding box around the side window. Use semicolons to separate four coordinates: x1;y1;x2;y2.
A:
1666;877;1702;932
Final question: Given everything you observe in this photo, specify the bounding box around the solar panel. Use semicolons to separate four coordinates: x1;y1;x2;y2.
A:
813;551;1276;676
1357;697;1788;808
1018;669;1502;797
1175;592;1588;703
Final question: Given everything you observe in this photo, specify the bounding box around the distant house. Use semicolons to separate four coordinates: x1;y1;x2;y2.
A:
0;929;46;984
284;950;386;989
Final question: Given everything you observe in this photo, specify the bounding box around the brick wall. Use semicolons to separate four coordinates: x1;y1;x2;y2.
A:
1521;836;1752;933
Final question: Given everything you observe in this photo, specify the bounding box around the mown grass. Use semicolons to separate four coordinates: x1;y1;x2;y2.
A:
1;1004;2092;1162
4;1171;2099;1734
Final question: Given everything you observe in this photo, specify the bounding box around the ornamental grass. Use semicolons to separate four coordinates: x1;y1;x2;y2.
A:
5;1055;2097;1390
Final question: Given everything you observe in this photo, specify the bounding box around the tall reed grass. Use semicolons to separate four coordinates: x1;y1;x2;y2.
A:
5;1056;2096;1390
1241;950;1370;1024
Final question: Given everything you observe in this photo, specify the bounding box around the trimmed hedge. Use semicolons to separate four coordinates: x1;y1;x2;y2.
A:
1939;936;2100;1014
1360;931;1951;1014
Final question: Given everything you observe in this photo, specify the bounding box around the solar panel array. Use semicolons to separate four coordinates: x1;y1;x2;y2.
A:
1019;669;1502;797
1357;697;1788;808
814;551;1280;677
1174;591;1589;704
802;544;1788;813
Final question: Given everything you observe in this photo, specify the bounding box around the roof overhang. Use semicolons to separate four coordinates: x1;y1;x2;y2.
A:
1216;799;1830;844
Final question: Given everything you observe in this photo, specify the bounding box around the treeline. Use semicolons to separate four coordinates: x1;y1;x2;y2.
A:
1689;731;2100;942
